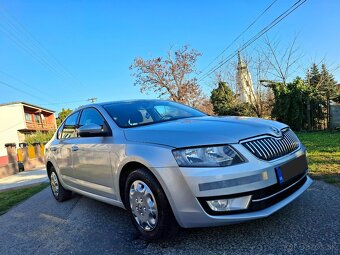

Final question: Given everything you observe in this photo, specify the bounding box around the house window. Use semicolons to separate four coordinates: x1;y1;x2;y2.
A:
34;114;41;123
25;113;32;122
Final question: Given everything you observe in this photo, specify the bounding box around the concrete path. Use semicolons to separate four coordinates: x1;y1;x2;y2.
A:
0;180;339;255
0;169;48;192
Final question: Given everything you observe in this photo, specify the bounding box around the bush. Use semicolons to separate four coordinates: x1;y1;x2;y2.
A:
24;131;54;145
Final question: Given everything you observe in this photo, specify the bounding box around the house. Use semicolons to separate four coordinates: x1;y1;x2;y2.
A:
0;102;56;165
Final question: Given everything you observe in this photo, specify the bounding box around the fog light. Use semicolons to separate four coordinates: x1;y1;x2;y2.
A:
206;195;252;212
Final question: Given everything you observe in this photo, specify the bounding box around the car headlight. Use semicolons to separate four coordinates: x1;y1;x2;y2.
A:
172;145;244;167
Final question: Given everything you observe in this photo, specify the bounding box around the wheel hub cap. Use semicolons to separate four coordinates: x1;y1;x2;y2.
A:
129;180;158;231
50;172;59;197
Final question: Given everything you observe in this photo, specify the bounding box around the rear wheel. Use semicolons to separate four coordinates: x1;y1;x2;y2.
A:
49;166;72;202
125;168;179;241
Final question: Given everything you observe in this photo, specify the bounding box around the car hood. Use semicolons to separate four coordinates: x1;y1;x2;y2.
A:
123;116;288;148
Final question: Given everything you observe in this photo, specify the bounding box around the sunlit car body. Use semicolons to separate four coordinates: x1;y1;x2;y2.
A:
45;100;312;240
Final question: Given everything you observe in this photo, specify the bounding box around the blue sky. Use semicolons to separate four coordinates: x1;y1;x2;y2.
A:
0;0;339;113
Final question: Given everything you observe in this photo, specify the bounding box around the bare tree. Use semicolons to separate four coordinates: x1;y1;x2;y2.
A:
130;45;213;113
262;35;302;85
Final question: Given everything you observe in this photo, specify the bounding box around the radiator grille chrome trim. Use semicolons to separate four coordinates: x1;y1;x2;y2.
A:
241;129;300;161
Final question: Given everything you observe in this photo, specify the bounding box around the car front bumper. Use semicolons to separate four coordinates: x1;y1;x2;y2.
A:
154;144;313;228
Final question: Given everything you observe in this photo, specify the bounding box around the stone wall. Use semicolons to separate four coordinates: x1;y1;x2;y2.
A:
0;144;19;179
0;143;45;179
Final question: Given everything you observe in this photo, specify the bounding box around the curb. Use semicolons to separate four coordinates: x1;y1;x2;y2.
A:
0;179;49;193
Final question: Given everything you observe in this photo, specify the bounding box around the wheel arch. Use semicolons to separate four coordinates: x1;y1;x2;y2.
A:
46;161;54;179
118;161;160;208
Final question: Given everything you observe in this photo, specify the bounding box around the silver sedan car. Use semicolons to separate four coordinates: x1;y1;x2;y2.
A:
45;99;312;240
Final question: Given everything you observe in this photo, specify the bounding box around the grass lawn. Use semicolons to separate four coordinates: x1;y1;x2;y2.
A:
0;183;49;215
296;131;340;186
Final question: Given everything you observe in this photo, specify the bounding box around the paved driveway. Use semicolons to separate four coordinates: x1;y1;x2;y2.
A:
0;180;339;255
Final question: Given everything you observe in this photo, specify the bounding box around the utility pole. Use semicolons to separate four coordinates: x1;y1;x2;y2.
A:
87;97;97;103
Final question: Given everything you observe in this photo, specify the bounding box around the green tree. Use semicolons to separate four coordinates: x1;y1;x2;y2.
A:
307;63;321;88
271;77;310;130
320;64;338;128
210;82;256;116
56;108;72;127
305;63;338;129
320;64;337;100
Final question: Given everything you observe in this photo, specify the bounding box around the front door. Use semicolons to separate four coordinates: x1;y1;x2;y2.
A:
71;107;115;199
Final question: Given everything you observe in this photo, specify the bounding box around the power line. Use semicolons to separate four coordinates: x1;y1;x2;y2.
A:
198;0;307;82
0;70;55;101
199;0;306;81
0;22;72;84
0;80;50;103
0;80;91;106
0;5;85;87
39;100;89;106
200;0;278;74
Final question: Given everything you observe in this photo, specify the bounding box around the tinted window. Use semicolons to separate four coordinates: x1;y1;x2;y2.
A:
79;108;105;127
103;101;205;128
61;112;80;139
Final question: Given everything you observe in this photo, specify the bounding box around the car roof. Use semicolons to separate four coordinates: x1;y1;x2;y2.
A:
77;99;170;110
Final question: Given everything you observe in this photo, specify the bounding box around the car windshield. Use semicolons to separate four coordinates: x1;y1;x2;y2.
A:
103;100;206;128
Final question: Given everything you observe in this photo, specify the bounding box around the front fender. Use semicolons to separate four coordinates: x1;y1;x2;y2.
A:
114;143;178;204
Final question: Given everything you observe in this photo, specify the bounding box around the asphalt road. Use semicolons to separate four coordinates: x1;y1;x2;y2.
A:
0;180;339;255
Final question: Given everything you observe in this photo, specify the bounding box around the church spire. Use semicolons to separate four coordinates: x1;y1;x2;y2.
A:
236;51;257;105
237;50;246;69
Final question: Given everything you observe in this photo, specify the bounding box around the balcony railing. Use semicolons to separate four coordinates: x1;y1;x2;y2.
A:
25;121;56;131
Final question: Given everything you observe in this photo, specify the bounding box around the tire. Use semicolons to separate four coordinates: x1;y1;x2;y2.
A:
49;166;72;202
125;168;179;241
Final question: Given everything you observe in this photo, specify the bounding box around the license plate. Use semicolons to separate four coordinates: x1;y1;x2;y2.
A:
275;155;308;184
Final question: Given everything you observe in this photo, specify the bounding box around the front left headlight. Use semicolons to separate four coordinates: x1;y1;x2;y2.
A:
172;145;244;167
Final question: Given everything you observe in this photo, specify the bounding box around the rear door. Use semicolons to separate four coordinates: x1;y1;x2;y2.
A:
54;111;80;186
71;107;115;198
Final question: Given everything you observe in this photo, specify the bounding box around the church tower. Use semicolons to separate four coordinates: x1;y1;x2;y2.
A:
236;51;257;105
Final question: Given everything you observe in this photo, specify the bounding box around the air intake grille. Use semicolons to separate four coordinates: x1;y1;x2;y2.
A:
241;129;300;161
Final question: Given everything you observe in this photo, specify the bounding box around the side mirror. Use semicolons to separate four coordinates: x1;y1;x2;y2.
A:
78;123;108;137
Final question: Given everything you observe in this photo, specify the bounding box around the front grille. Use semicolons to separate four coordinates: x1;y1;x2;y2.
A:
241;129;300;161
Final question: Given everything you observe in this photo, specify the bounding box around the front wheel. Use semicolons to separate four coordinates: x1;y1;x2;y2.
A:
125;168;179;241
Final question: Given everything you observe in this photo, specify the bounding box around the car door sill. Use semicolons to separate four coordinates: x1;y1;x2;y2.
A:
66;184;125;209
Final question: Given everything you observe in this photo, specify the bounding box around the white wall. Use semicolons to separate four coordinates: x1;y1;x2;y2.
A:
0;104;25;157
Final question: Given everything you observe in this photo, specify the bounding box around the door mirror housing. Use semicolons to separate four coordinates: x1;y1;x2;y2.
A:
78;123;109;137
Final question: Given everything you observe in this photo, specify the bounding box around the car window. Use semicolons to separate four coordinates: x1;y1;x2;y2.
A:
154;105;191;118
56;123;64;139
137;109;154;124
103;101;206;128
61;112;80;139
79;108;105;127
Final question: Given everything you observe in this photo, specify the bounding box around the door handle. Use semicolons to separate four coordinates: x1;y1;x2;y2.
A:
71;145;79;152
50;146;57;152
